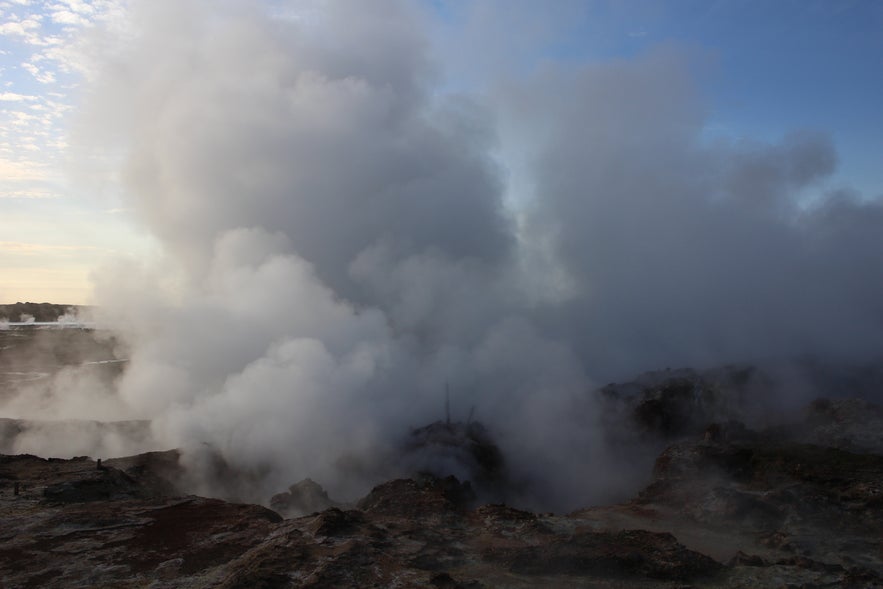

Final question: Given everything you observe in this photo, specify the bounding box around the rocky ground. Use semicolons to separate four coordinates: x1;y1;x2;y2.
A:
1;366;881;588
0;303;85;324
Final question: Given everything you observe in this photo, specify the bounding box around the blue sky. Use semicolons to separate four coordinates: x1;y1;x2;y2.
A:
429;0;882;194
1;0;881;304
651;0;882;195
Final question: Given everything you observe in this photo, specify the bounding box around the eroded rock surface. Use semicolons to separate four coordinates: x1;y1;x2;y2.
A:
402;420;508;501
270;478;343;517
2;396;882;587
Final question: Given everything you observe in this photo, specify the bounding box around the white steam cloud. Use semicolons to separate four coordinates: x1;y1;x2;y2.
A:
4;0;882;511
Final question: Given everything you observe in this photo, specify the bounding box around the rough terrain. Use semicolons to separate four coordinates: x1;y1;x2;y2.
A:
2;379;881;587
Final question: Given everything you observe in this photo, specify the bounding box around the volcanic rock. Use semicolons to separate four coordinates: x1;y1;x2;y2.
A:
2;394;883;587
792;397;883;453
599;366;757;442
0;454;728;587
270;478;341;518
402;420;507;494
358;474;477;518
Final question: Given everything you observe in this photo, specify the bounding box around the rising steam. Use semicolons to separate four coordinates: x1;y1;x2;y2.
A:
3;0;882;511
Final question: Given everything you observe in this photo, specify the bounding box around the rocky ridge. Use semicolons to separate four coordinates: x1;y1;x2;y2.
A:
1;368;882;587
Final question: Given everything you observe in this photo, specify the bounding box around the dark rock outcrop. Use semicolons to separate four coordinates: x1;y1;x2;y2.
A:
358;474;477;518
270;478;341;517
2;394;883;587
402;420;507;497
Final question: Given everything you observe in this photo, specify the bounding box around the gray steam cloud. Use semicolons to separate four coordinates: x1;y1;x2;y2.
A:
5;0;882;511
502;52;883;377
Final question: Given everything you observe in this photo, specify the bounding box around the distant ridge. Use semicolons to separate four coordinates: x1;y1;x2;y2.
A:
0;302;90;323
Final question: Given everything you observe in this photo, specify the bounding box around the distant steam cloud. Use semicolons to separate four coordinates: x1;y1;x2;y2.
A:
4;0;879;511
503;52;883;377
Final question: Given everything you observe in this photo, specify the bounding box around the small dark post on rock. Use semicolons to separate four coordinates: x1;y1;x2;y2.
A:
14;482;20;496
97;458;102;470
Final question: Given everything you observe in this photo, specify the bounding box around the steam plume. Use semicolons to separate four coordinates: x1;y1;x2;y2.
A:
4;0;881;511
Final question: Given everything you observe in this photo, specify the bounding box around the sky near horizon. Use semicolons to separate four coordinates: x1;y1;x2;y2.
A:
1;0;881;306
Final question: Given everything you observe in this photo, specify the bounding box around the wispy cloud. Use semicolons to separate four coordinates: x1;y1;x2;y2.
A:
0;156;51;181
0;13;43;44
0;91;37;101
0;0;124;181
21;61;57;83
0;241;102;254
0;188;60;199
52;11;88;26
